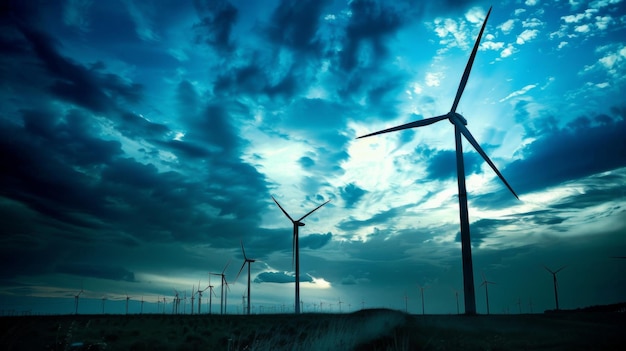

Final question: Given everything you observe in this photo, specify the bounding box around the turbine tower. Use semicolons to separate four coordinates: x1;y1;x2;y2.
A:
235;240;256;315
210;261;230;314
357;7;518;315
544;265;566;310
480;273;495;315
271;195;330;314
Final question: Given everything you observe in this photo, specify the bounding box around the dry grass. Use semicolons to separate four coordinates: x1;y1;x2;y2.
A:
0;309;624;350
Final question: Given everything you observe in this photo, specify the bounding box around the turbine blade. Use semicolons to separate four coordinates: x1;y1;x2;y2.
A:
235;261;246;283
297;199;331;222
543;266;554;274
222;260;231;273
356;115;448;139
241;240;247;260
272;196;295;222
555;266;566;273
451;6;492;113
453;118;519;199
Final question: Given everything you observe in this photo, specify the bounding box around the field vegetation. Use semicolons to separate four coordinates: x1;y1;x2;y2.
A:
1;308;625;350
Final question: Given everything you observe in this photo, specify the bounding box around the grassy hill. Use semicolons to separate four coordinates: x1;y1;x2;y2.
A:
1;308;625;350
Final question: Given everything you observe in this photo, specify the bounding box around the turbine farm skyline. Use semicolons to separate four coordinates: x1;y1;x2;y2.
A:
1;0;625;316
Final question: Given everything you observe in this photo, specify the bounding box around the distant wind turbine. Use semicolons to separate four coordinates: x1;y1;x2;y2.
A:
480;273;495;315
101;296;107;314
235;240;256;315
210;261;231;314
125;293;131;315
356;6;518;315
271;195;330;314
452;288;460;315
544;265;566;310
190;284;196;315
418;285;429;315
74;287;84;315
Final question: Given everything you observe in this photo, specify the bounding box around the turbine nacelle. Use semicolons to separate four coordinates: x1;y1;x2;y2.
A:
295;221;305;227
448;112;468;125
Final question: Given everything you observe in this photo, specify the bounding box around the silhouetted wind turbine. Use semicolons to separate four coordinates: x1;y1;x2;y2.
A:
271;195;330;314
544;265;566;310
452;288;460;315
480;273;495;315
190;284;196;315
357;7;517;315
125;293;131;315
74;287;83;315
235;240;256;315
211;261;231;314
418;285;429;315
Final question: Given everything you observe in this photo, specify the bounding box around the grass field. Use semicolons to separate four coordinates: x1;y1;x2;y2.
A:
1;308;624;350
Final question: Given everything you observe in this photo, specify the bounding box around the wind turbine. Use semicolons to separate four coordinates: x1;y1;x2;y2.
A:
452;288;460;315
74;287;84;315
544;265;566;310
101;296;107;314
480;273;495;315
235;240;256;315
418;285;429;315
125;293;131;315
207;277;217;314
210;261;231;314
190;284;196;315
172;289;180;314
271;195;330;314
356;6;517;315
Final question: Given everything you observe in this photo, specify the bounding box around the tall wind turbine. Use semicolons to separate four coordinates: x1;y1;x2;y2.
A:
418;285;429;315
235;240;256;315
271;195;330;314
480;273;495;315
544;265;566;310
190;284;196;315
356;7;517;315
211;261;231;315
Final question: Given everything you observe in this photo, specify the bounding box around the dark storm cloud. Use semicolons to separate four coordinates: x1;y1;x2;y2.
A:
298;156;316;169
338;204;412;232
254;272;314;284
300;233;332;249
0;115;118;229
417;146;483;180
505;111;626;195
56;264;136;282
454;218;513;247
340;183;367;208
339;0;404;72
193;0;238;52
266;0;330;53
16;25;143;112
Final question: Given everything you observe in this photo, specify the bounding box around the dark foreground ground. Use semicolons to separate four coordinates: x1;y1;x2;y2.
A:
1;309;625;350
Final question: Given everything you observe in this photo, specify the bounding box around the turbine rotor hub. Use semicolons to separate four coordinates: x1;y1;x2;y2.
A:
296;222;305;227
448;112;468;125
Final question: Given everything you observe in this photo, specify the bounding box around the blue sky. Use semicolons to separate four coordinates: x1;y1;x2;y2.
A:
1;0;625;315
